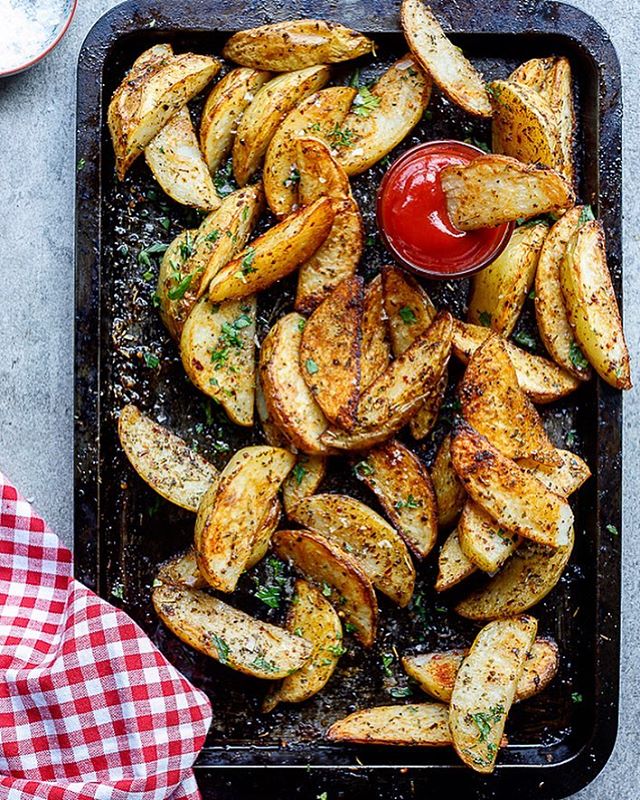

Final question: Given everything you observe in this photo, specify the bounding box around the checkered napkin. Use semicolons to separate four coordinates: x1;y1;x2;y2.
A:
0;471;212;800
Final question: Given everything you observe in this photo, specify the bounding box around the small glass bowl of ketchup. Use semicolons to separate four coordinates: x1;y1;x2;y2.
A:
377;140;514;279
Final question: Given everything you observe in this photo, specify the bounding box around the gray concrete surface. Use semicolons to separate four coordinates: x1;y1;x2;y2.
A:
0;0;638;795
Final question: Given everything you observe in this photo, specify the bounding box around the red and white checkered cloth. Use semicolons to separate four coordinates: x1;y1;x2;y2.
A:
0;470;213;800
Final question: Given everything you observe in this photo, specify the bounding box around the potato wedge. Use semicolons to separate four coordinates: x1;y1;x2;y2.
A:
194;446;295;592
260;313;335;455
403;637;559;704
441;154;575;230
223;20;374;72
246;496;283;570
522;448;591;496
156;229;200;340
335;55;432;176
467;223;548;336
282;454;327;515
255;373;289;448
561;219;631;389
435;529;476;592
449;616;537;772
451;422;573;549
273;528;378;647
431;434;466;528
300;276;363;428
108;50;221;180
295;136;364;312
356;440;438;559
152;582;312;679
361;275;391;389
262;579;343;712
535;207;591;379
145;106;219;210
208;197;334;302
401;0;491;117
118;404;218;512
327;703;452;746
264;87;356;218
232;65;330;185
200;68;271;175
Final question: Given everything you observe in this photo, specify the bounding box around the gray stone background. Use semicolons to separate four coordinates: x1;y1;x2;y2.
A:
0;0;637;795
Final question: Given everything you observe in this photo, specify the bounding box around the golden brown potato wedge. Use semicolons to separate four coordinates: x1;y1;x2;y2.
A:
522;448;591;496
431;434;466;528
156;229;200;340
282;454;327;515
449;616;537;773
255;373;289;448
273;528;378;647
356;440;438;559
223;20;374;72
152;582;312;679
561;219;631;389
246;496;283;570
441;154;575;230
335;55;432;175
118;404;218;512
435;529;476;592
208;197;334;302
232;65;330;185
200;68;271;175
401;0;491;117
194;446;294;592
300;276;363;428
361;275;391;389
327;703;452;746
262;579;343;712
289;493;416;607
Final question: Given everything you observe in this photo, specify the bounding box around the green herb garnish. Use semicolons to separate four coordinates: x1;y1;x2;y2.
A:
211;634;230;664
478;310;492;328
399;306;417;325
305;358;319;375
353;86;381;117
144;352;159;369
513;329;537;350
292;463;308;486
569;341;589;370
168;273;193;300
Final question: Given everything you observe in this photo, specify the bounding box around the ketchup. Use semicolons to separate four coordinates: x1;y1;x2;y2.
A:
377;140;513;278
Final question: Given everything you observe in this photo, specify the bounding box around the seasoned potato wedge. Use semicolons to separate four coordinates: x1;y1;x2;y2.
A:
260;313;335;455
441;154;575;230
435;529;476;592
118;404;218;512
156;229;200;339
232;65;330;185
431;434;466;528
467;223;548;336
153;582;312;678
300;276;363;428
282;454;327;515
327;703;452;746
335;55;432;176
289;494;415;607
561;219;631;389
145;107;219;210
223;20;373;72
356;440;438;559
255;373;289;448
449;616;537;772
246;496;283;570
195;446;294;592
273;528;378;647
361;275;391;389
522;448;591;496
208;197;334;302
401;0;491;117
200;68;270;175
264;88;356;218
263;579;343;712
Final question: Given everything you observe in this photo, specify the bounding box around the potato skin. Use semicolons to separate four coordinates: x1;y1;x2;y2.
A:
430;434;466;529
435;529;475;592
327;703;452;746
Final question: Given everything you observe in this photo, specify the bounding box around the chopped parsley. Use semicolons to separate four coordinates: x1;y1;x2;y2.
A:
305;358;319;375
159;216;171;231
389;686;412;699
565;429;577;448
471;704;504;746
354;460;374;478
321;581;332;597
395;494;421;510
381;652;394;677
77;157;86;171
399;306;417;325
353;86;381;117
292;463;308;486
297;317;306;332
255;584;282;609
205;229;221;242
168;273;193;300
365;234;376;246
179;232;196;262
151;292;162;309
142;269;154;282
606;524;619;536
213;159;236;197
283;166;300;188
211;634;230;664
464;137;491;153
220;321;244;348
251;654;278;673
138;241;168;268
327;642;346;657
569;341;589;370
240;248;257;276
579;205;595;225
328;123;355;149
344;622;358;634
512;329;537;351
144;352;159;369
571;692;583;703
478;310;492;328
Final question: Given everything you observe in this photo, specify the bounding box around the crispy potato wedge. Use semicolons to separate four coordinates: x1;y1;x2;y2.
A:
262;579;343;712
255;373;289;448
335;55;432;176
156;229;200;340
145;107;219;210
435;529;476;592
401;0;491;117
118;404;218;512
403;637;559;704
232;65;330;185
282;454;327;515
194;446;295;592
327;703;452;746
300;276;363;428
431;434;466;529
223;20;374;72
441;154;575;230
449;616;537;772
356;440;438;559
208;197;334;302
264;88;356;218
200;68;271;175
561;219;631;389
522;448;591;496
361;275;391;389
273;528;378;647
246;496;283;570
289;493;415;607
467;223;548;336
535;207;591;379
108;50;221;180
451;422;573;549
260;312;335;455
153;582;312;679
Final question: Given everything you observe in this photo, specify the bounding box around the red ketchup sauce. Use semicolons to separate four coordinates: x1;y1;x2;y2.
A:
377;140;513;278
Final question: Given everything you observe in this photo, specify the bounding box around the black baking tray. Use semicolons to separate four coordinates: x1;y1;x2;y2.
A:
74;1;623;797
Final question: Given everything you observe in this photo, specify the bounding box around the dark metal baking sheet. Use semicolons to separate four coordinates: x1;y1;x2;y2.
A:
75;1;623;797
